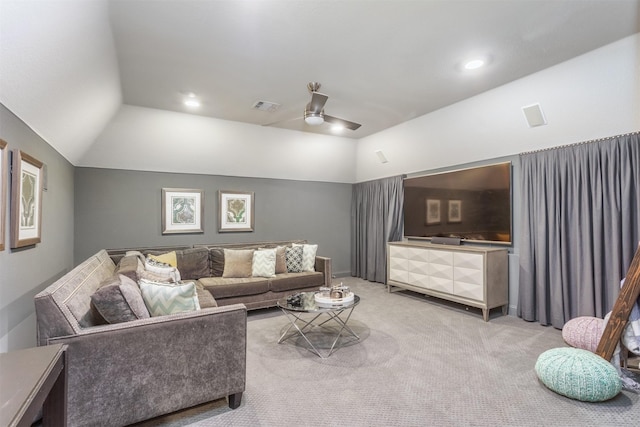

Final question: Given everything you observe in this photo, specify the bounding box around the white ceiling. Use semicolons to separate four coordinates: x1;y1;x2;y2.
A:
110;0;640;138
1;0;639;164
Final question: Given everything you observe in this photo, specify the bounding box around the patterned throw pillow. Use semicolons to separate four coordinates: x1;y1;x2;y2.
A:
148;251;178;268
144;257;181;282
253;249;276;278
139;279;201;317
293;243;318;272
285;245;304;273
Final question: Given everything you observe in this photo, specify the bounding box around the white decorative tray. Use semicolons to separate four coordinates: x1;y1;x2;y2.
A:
314;292;355;306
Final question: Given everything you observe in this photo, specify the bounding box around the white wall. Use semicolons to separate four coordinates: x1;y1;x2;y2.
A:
355;33;640;183
0;0;121;165
79;105;358;183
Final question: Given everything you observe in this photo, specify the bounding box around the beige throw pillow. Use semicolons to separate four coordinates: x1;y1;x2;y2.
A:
222;249;254;278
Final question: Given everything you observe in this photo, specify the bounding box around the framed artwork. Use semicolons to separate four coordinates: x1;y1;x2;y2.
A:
448;200;462;223
161;188;204;234
10;150;43;248
426;199;441;224
0;140;6;251
219;190;254;232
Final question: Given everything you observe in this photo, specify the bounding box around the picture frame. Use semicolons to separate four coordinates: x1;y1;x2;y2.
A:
0;140;7;251
219;190;254;232
161;188;204;234
448;200;462;223
426;199;441;224
10;150;43;248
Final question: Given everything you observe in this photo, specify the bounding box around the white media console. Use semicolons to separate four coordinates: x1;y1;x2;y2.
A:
386;241;508;321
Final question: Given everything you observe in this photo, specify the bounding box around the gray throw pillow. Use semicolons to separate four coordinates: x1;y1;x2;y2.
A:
91;274;150;324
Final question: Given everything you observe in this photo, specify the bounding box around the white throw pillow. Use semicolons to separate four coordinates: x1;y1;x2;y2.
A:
293;243;318;272
252;249;277;278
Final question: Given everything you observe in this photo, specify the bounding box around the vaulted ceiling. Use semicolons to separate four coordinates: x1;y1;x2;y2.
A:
1;0;639;164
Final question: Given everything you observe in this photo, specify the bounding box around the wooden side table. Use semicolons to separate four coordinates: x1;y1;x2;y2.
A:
0;344;67;427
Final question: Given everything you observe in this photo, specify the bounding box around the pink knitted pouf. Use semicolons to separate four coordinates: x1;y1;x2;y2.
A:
562;316;605;353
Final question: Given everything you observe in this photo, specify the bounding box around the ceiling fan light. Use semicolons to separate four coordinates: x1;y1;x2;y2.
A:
304;112;324;126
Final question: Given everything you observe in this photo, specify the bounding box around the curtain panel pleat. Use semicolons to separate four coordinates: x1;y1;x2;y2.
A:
518;134;640;328
351;176;404;283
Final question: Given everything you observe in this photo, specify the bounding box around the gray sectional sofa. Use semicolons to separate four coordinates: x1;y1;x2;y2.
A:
106;240;332;309
34;240;331;426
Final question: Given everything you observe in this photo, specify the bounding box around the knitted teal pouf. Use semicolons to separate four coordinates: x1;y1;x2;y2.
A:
535;347;621;402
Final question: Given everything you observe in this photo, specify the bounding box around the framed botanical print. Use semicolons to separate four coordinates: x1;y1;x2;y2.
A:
219;190;254;232
426;199;441;224
448;200;462;223
161;188;204;234
0;140;7;251
11;149;44;248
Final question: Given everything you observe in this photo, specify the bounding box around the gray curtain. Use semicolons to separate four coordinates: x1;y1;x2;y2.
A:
351;175;404;283
518;133;640;328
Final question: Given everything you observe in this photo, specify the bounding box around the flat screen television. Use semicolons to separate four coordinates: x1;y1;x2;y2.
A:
403;162;512;245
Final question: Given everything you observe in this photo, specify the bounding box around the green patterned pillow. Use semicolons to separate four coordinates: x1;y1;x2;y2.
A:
285;246;304;273
253;249;276;278
293;243;318;272
139;279;201;317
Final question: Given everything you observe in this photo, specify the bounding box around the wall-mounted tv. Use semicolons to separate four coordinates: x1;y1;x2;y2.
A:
403;162;512;245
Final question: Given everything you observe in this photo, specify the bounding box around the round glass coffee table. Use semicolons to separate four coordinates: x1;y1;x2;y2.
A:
277;292;360;358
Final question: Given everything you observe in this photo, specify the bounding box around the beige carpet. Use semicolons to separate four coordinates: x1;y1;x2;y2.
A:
134;277;639;427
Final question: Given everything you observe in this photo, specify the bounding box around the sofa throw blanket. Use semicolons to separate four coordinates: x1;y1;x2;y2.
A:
605;278;640;392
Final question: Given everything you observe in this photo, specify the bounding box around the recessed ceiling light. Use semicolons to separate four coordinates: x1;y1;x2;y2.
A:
464;59;485;70
183;93;201;108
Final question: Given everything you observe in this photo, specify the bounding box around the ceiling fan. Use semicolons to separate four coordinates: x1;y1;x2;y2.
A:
265;82;361;131
302;82;361;130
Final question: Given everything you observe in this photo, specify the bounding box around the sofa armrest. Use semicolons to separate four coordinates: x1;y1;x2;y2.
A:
48;304;247;427
315;256;332;287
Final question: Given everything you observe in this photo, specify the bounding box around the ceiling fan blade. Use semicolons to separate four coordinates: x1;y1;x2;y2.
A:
308;92;328;113
261;116;301;127
324;115;361;130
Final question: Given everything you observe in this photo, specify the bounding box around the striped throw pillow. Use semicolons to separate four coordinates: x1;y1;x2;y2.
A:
139;279;200;317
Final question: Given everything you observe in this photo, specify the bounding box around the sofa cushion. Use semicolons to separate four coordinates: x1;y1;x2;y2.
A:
293;243;318;272
253;249;276;278
210;248;225;277
268;272;325;292
274;246;287;274
198;277;270;299
91;274;150;324
195;282;217;308
139;279;201;316
115;254;143;282
144;248;210;280
223;249;254;278
285;246;304;273
176;247;210;279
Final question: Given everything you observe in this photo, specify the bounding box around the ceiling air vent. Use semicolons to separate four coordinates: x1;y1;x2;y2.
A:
252;101;280;112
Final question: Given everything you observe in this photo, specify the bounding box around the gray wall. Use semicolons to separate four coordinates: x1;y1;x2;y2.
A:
0;104;75;352
74;168;352;275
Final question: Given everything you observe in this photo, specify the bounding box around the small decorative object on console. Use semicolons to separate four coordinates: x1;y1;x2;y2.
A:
315;283;354;306
286;293;303;307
